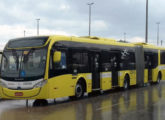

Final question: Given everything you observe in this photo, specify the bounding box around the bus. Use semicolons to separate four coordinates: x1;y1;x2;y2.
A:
0;35;164;105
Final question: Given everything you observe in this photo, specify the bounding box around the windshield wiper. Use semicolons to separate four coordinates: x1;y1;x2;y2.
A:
23;48;35;63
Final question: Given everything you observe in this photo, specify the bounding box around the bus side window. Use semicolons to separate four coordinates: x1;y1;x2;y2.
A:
152;52;158;68
81;53;89;72
128;52;135;69
120;51;135;70
54;52;67;70
145;55;151;68
144;52;158;69
110;54;118;70
120;50;129;70
161;51;165;64
71;52;89;73
49;51;67;78
101;52;111;72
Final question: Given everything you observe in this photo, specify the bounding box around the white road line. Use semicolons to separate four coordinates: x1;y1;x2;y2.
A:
96;99;136;111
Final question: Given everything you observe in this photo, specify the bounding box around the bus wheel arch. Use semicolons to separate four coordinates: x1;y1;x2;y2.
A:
77;77;87;92
70;78;86;100
123;74;130;90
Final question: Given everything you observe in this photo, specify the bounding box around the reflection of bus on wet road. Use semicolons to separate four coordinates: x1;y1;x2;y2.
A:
0;82;164;120
0;35;165;105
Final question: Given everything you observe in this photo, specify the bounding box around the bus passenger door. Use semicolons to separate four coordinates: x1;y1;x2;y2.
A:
91;53;100;90
111;53;119;87
146;55;152;82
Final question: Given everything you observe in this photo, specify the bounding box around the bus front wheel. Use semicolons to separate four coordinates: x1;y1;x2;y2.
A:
70;82;84;100
33;99;48;107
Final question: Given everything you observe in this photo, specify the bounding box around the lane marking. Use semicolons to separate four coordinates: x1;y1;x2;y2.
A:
96;99;136;111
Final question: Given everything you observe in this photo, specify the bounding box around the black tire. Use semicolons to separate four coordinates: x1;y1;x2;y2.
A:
70;82;84;100
33;99;48;107
123;76;129;90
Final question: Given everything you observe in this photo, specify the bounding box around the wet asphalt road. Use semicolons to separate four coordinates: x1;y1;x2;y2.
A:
0;82;165;120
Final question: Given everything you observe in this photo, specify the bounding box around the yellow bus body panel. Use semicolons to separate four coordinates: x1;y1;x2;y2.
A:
100;72;112;90
48;74;75;98
118;70;136;87
158;65;165;80
48;73;92;99
144;69;148;83
152;67;159;82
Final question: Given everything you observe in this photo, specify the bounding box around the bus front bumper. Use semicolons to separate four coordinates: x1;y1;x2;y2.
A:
0;86;48;99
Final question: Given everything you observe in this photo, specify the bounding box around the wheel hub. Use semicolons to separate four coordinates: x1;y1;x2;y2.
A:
76;84;82;97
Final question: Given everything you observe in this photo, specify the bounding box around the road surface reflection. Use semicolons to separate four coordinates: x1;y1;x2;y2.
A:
0;82;165;120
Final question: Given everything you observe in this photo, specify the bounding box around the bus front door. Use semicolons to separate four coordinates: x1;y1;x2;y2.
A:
91;53;100;90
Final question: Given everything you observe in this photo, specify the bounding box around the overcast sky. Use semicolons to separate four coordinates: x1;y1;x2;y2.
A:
0;0;164;49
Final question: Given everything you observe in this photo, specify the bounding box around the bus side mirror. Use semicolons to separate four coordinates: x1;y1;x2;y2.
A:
53;51;61;63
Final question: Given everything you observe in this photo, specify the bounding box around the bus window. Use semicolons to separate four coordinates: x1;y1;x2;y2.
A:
128;52;135;69
160;51;165;64
49;51;67;78
101;52;111;72
144;52;158;69
81;53;89;72
54;52;67;70
110;54;119;70
145;55;151;68
70;52;89;73
120;51;135;70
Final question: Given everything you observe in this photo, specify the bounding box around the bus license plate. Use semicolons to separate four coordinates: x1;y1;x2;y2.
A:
15;92;23;96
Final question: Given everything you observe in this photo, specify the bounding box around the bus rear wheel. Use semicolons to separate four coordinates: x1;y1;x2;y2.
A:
70;82;84;100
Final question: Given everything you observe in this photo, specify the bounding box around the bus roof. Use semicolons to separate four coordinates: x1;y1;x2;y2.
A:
5;35;165;50
48;35;136;48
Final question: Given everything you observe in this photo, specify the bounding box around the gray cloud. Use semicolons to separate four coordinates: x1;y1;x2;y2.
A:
0;0;164;45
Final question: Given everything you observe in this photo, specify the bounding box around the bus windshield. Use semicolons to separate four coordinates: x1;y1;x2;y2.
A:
1;48;47;81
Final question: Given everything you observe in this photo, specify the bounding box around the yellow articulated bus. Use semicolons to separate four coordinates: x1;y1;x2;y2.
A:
0;35;164;104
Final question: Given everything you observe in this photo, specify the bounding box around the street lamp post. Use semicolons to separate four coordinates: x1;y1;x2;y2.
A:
24;30;26;37
36;18;40;36
124;32;126;42
145;0;148;43
156;22;160;46
87;2;94;37
161;40;163;46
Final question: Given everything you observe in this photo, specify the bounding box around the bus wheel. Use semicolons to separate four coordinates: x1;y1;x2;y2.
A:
123;76;129;90
70;82;84;100
33;99;48;107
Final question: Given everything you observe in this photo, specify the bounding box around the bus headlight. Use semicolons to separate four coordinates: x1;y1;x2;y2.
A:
33;80;47;88
0;81;7;88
